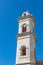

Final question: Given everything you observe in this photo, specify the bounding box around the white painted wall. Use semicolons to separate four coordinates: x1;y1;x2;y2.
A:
18;18;34;34
16;35;36;64
18;18;30;34
16;12;36;65
30;37;36;63
16;35;30;64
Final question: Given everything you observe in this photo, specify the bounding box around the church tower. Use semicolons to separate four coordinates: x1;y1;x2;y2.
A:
16;11;36;65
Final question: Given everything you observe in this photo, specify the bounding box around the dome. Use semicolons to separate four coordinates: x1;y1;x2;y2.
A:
22;11;32;17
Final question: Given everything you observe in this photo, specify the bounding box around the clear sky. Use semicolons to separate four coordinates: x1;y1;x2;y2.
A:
0;0;43;65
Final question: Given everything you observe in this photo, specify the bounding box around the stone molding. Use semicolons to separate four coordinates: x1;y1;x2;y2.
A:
18;15;35;25
16;32;36;43
16;62;36;65
18;15;33;21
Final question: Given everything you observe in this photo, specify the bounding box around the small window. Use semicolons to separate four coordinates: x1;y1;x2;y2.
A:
21;46;26;56
22;24;26;32
24;13;26;16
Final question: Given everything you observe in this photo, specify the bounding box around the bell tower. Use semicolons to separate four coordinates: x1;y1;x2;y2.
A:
16;11;36;65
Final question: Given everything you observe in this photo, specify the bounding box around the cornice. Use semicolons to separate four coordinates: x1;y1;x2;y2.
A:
16;62;35;65
16;32;36;42
18;15;33;21
36;60;43;62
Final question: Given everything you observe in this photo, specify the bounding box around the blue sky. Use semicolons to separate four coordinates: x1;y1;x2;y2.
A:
0;0;43;65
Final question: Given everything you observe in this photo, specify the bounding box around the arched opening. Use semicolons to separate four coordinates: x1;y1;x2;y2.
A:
21;46;26;56
22;24;26;32
23;13;26;17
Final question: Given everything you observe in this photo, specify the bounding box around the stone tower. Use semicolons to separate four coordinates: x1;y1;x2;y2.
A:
16;11;36;65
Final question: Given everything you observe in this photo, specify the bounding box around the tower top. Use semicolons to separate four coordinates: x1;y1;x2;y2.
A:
18;11;33;21
22;11;32;17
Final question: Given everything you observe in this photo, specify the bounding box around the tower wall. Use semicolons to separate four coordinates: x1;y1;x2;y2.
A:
16;11;36;65
16;35;30;64
18;18;34;34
